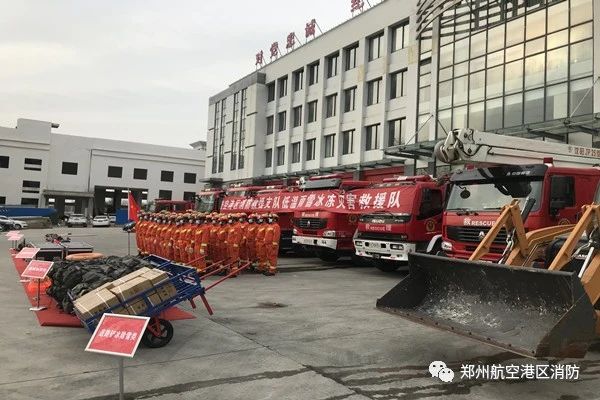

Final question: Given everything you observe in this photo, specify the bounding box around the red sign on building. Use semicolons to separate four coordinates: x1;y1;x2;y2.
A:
255;50;264;66
16;247;40;259
270;42;279;59
305;19;317;38
21;260;53;280
351;0;365;13
286;32;296;50
85;314;150;358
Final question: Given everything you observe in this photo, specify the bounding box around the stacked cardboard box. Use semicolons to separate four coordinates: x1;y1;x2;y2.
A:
74;267;180;319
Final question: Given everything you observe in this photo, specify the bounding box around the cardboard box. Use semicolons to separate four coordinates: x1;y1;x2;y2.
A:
141;269;177;303
111;267;152;286
90;281;114;293
74;289;120;320
111;277;153;303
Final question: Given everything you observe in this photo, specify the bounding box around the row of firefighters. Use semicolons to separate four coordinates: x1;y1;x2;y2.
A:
135;212;281;275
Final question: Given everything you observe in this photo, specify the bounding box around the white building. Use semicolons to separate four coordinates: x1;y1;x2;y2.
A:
207;0;600;184
0;118;206;217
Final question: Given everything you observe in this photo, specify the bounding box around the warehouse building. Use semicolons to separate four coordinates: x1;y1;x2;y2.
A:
0;118;206;217
206;0;599;183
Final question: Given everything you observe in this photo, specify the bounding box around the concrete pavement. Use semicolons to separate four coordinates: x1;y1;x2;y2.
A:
0;227;598;400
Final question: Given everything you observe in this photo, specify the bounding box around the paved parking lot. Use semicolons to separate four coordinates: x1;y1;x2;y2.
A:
1;227;599;400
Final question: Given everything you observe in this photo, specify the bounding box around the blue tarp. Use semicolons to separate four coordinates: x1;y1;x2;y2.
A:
115;208;129;225
0;206;56;218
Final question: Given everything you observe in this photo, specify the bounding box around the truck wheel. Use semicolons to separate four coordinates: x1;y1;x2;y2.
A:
316;249;339;263
14;224;22;229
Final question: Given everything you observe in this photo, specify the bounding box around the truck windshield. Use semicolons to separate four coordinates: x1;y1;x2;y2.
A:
447;179;543;212
197;195;215;212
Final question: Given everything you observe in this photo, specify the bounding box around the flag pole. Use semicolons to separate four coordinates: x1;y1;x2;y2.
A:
127;188;131;256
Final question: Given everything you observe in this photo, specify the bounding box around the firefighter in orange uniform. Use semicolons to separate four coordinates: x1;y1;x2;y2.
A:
135;211;145;255
238;213;249;263
181;214;194;264
154;215;165;257
149;214;159;255
216;215;229;264
208;214;220;265
185;213;198;266
263;213;281;275
255;214;267;271
227;213;243;271
192;214;208;273
245;214;257;264
173;215;184;262
165;215;176;260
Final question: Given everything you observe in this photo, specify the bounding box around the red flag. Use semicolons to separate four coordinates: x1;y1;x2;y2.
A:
128;191;140;222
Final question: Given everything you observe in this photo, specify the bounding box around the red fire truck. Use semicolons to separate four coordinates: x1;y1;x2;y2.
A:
353;176;446;272
153;200;195;213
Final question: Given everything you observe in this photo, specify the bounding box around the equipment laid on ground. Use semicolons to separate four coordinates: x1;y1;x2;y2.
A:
32;240;93;261
377;183;600;358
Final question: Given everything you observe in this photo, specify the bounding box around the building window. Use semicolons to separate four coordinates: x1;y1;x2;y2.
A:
388;118;406;146
342;130;354;155
211;101;220;174
133;168;147;180
231;91;239;170
265;149;273;168
278;111;287;131
238;88;247;169
308;61;319;85
324;134;335;158
391;21;409;52
344;43;358;70
0;156;8;169
326;94;337;118
21;198;38;206
344;87;357;112
276;146;285;166
24;158;42;171
307;100;318;123
278;76;288;98
0;196;5;205
390;69;407;99
326;52;339;78
267;82;275;102
367;78;382;105
218;98;226;173
22;180;40;194
306;138;316;161
293;69;304;91
61;162;78;175
183;191;196;201
158;190;172;200
184;173;196;184
161;170;174;182
292;142;301;163
368;32;383;61
267;116;274;135
365;124;380;150
107;166;122;178
293;106;303;127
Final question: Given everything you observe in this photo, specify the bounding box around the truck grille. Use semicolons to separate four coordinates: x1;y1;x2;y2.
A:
356;232;399;242
446;226;507;245
296;218;327;230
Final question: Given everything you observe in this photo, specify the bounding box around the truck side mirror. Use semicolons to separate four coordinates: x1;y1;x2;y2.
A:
549;176;574;215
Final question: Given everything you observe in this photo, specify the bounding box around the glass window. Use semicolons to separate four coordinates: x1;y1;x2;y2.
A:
505;60;523;94
454;37;469;63
506;18;524;47
368;33;383;61
342;130;354;155
293;69;304;91
293;106;302;127
391;22;409;52
526;9;546;40
486;98;503;130
308;62;319;85
505;44;523;62
452;105;468;128
487;50;504;68
547;30;568;50
570;40;593;79
571;0;593;26
547;1;568;32
525;37;545;56
454;61;468;77
344;44;358;70
439;66;453;81
324;134;335;158
327;53;339;78
468;102;485;130
570;77;594;116
504;93;523;127
437;109;451;136
344;87;356;112
184;173;196;184
453;76;468;106
161;170;174;182
440;44;453;68
469;71;485;103
390;69;406;99
546;83;568;120
571;22;593;43
470;31;486;59
388;118;406;146
292;142;301;163
438;80;452;109
62;162;78;175
365;124;379;150
276;146;285;166
525;53;545;89
265;149;272;168
306;138;316;161
266;115;274;135
267;82;275;102
419;86;431;112
367;78;382;105
133;168;147;180
524;89;545;124
107;166;122;178
486;65;504;98
487;24;505;52
307;101;318;123
326;94;337;118
158;190;172;201
546;46;568;85
278;76;288;98
470;56;486;73
0;156;8;168
278;111;287;131
417;114;431;141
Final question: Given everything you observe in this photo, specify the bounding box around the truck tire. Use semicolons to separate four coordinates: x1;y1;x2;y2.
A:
316;249;339;262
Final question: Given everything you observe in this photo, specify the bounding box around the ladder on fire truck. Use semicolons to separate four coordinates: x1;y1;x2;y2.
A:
433;128;600;168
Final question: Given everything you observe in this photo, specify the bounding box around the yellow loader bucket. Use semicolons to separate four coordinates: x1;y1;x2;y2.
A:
376;253;597;358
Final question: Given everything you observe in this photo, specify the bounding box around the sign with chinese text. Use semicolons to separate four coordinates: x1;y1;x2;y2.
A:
16;247;40;259
7;234;23;241
21;260;53;280
5;230;20;236
85;314;150;358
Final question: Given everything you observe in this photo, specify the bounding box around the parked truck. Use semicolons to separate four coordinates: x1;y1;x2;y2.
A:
353;175;446;272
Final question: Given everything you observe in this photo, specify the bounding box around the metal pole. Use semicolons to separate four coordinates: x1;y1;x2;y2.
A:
119;358;125;400
36;279;41;309
127;231;131;256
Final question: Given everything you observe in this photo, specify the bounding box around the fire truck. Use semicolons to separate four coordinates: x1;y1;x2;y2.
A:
153;199;195;213
292;175;371;262
353;176;446;272
427;128;600;260
196;188;225;213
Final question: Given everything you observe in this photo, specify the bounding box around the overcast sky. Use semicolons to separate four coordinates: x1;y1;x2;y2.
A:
0;0;371;148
